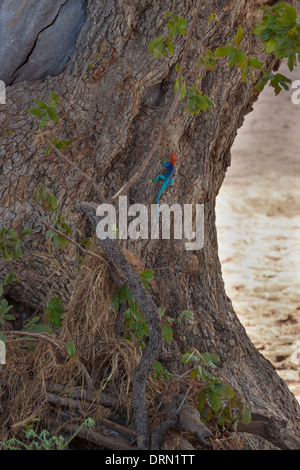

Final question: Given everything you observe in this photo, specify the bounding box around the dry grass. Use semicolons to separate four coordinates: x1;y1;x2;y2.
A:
0;242;144;442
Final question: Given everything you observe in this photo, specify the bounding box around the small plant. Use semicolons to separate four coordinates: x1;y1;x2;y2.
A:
32;186;72;249
44;297;67;328
0;227;32;261
28;91;60;130
112;271;153;349
0;418;95;450
253;2;300;72
149;11;186;59
183;351;251;428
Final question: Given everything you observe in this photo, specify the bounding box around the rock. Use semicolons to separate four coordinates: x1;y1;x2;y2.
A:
0;0;87;86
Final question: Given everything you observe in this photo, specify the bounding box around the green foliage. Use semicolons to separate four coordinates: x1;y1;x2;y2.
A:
0;299;15;331
45;138;71;155
44;297;67;328
215;25;264;82
256;70;292;95
185;86;216;114
0;227;32;260
197;49;218;71
65;341;76;358
253;2;300;71
177;310;194;324
0;418;95;450
32;186;58;212
180;350;251;428
28;91;60;129
207;12;220;24
165;11;187;37
22;316;53;335
149;11;186;59
113;271;154;348
32;187;72;249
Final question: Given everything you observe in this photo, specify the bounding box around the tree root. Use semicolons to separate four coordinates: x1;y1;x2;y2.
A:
74;202;163;450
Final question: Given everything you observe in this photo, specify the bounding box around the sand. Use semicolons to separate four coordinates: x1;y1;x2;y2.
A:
216;61;300;402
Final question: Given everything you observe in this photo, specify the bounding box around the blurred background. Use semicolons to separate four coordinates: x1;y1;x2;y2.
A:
216;60;300;402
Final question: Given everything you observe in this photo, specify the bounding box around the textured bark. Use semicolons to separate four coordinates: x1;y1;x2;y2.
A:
1;0;300;449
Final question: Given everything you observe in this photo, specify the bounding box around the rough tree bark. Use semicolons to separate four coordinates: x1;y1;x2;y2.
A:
0;0;299;449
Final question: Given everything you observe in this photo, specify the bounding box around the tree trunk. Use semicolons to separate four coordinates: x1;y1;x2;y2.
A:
0;0;299;449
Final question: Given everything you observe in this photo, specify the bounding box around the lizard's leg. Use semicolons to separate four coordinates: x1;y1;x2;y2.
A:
168;179;174;184
153;174;166;182
162;159;170;167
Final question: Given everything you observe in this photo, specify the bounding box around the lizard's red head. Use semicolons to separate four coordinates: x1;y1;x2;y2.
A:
170;152;177;166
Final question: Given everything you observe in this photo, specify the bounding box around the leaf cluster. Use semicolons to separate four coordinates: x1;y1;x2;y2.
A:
181;351;251;427
149;11;186;59
253;2;300;71
32;186;72;249
28;91;60;129
0;418;95;450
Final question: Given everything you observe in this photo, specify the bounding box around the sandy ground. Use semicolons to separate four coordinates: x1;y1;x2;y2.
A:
216;61;300;402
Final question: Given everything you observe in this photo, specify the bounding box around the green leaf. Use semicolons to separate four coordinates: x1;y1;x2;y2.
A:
234;25;245;47
4;313;16;321
178;310;194;324
44;297;67;328
235;48;247;68
28;108;43;117
3;272;16;286
181;351;200;363
247;57;263;69
66;341;76;358
215;45;234;57
47;107;59;123
214;383;235;398
139;270;154;282
178;81;187;102
162;321;173;344
24;323;53;334
0;299;13;316
241;405;251;425
20;229;32;237
50;91;59;101
197;389;207;412
34;98;48;109
207;389;222;413
228;47;236;67
12;243;22;259
283;5;297;26
166;36;174;54
264;40;276;54
200;352;220;367
153;360;165;378
39;112;48;129
112;293;120;311
157;307;166;319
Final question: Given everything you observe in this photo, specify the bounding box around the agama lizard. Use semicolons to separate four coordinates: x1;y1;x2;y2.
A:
153;152;177;218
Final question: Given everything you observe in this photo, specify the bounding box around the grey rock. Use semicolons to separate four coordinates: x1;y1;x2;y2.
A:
0;0;87;85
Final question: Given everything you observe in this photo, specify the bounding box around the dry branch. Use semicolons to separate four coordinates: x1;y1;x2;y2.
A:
51;413;137;450
74;201;163;450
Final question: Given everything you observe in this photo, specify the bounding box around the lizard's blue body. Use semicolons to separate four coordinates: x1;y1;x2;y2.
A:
153;153;177;218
